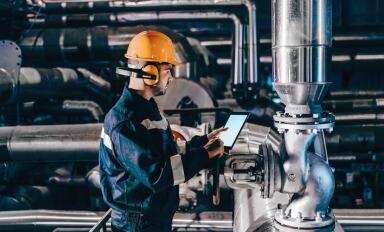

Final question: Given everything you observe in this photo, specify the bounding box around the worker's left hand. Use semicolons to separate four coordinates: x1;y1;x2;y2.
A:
207;127;228;140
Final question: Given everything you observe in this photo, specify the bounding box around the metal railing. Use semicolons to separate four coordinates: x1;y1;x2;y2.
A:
89;208;112;232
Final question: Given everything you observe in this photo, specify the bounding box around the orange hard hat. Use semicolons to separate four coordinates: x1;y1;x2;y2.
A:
125;31;180;66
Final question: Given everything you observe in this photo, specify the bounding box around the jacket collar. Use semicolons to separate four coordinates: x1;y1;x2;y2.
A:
120;86;156;109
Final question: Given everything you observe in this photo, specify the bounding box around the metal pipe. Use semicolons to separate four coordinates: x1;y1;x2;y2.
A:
245;1;258;86
31;0;246;13
0;209;233;230
329;90;384;99
61;100;104;122
280;153;335;221
0;67;112;104
234;188;289;232
272;0;332;114
0;209;383;231
271;0;335;230
3;123;382;163
280;132;316;193
325;125;384;153
0;123;102;162
335;112;384;124
323;98;384;112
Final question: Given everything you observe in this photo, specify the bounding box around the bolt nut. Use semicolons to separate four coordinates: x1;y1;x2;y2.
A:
288;173;296;182
296;212;303;222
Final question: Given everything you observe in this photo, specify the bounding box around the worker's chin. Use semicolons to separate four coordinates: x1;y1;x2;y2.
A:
155;89;166;96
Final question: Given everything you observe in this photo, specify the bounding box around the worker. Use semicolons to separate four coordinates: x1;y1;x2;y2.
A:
99;31;226;232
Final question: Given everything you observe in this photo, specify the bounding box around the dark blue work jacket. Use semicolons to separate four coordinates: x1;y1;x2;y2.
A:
99;87;209;231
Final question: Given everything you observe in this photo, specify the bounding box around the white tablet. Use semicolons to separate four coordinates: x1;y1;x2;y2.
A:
219;112;250;149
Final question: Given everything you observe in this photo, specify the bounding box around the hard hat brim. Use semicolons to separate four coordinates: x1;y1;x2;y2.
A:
125;55;181;66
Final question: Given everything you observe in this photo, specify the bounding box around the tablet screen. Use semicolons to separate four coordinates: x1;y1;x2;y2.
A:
219;113;249;148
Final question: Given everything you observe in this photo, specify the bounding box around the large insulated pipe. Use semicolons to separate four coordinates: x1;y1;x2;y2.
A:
0;123;101;162
272;0;332;115
0;67;111;104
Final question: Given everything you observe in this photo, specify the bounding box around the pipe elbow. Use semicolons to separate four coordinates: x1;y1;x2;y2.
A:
285;153;334;219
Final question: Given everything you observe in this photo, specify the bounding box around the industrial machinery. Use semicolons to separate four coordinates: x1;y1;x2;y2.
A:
0;0;384;232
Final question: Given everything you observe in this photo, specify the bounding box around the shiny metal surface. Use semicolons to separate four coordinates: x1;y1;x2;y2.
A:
0;209;383;231
279;153;335;220
5;67;112;104
228;123;288;232
334;209;384;229
314;130;328;162
268;0;335;230
33;0;246;11
273;47;329;84
272;0;331;47
280;132;315;193
0;123;101;162
234;188;289;232
0;40;22;103
231;123;282;155
272;0;332;113
273;83;330;109
0;209;233;231
246;0;258;85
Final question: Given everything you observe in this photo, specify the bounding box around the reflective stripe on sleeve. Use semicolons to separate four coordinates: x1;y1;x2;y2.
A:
176;140;186;155
100;127;113;150
170;154;185;186
140;113;168;130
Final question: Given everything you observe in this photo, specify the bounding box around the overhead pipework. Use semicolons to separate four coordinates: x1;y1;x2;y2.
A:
24;0;259;102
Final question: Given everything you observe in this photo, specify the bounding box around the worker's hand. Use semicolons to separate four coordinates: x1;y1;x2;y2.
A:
207;127;228;140
204;138;225;159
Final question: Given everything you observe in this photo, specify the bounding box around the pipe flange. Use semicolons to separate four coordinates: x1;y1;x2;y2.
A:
274;122;334;133
274;112;335;133
274;111;334;124
274;208;335;231
260;143;275;198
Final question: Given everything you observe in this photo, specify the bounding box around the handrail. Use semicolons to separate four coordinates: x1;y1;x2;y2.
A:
89;208;112;232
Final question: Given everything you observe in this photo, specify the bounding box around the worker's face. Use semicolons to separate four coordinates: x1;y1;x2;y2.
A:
153;63;174;96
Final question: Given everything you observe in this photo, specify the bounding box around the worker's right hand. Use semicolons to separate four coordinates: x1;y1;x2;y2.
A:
204;138;224;159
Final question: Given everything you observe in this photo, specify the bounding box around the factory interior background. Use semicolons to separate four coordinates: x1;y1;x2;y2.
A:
1;0;384;231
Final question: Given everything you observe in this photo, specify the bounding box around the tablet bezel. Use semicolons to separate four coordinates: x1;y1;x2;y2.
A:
220;112;250;149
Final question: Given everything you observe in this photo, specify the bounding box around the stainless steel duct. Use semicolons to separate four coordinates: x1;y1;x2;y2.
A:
0;123;101;162
272;0;332;115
